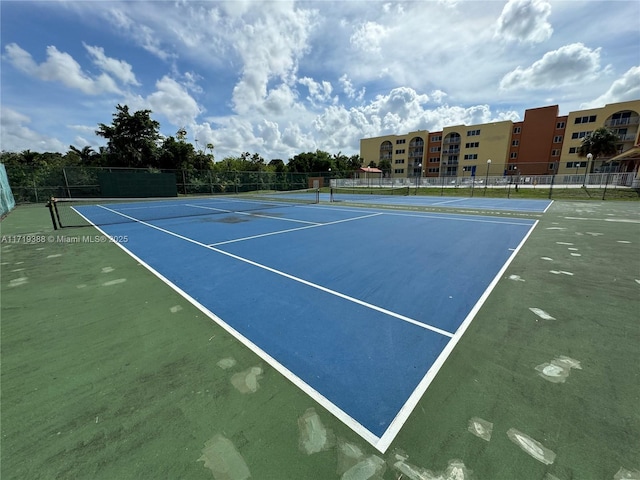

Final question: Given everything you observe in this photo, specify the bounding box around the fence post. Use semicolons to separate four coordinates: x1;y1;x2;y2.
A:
548;174;555;199
33;178;39;203
62;167;72;198
602;172;610;200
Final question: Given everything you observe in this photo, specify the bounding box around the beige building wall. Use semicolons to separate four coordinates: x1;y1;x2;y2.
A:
359;100;640;179
359;130;429;178
559;100;640;174
442;121;512;179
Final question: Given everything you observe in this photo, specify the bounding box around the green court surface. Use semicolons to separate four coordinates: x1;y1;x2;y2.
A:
1;200;638;479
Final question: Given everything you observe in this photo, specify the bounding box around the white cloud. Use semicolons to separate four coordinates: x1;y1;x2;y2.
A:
350;21;389;54
146;76;202;127
299;77;334;105
0;107;66;152
582;66;640;109
83;43;140;86
262;83;298;115
500;43;603;90
495;0;553;44
107;8;174;61
339;74;365;102
430;90;448;104
4;43;121;95
229;4;317;114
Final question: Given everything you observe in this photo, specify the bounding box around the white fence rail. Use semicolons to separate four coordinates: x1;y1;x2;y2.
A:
332;172;638;189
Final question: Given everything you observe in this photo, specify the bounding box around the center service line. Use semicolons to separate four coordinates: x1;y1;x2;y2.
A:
97;205;454;338
209;212;384;246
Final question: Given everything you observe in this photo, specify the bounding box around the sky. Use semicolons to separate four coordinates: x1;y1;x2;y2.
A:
1;0;639;161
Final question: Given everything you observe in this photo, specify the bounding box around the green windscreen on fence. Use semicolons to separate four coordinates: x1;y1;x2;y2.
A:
98;171;178;198
0;163;16;217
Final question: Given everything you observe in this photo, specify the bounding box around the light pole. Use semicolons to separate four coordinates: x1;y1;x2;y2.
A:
415;162;422;190
483;159;491;196
583;153;593;187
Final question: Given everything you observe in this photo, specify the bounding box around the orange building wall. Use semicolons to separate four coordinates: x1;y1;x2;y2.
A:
516;105;560;175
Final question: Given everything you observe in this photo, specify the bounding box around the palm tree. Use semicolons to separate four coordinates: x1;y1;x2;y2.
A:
578;127;619;178
68;145;96;163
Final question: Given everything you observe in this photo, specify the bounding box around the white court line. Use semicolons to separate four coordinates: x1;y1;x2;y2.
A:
431;198;469;206
75;210;382;449
209;213;384;246
312;204;535;226
97;205;453;338
375;218;540;452
84;203;535;453
185;203;319;224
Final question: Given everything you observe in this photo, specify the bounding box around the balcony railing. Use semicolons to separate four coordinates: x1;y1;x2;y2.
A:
606;117;640;127
618;134;638;142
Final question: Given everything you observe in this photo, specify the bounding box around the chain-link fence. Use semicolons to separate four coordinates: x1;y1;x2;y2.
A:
6;166;318;203
6;164;638;203
332;171;639;200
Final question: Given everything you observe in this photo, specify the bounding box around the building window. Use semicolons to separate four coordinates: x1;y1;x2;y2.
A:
430;135;441;142
430;146;441;153
575;115;597;124
467;129;480;136
463;154;478;160
567;161;586;168
428;167;440;173
396;139;406;144
429;157;439;163
551;149;560;156
513;127;521;134
549;163;557;171
394;168;405;174
553;135;563;143
395;149;405;154
465;142;479;148
508;165;518;171
394;159;405;164
510;152;517;159
571;131;591;139
512;140;519;146
556;121;565;129
569;147;577;154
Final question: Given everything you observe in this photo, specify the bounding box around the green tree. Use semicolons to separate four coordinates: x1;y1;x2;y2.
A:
96;104;161;168
287;150;333;173
68;145;99;165
347;154;363;171
378;158;392;177
268;159;286;173
578;127;619;173
157;136;196;170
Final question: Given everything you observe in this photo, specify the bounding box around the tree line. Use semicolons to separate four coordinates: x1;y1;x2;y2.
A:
1;104;364;176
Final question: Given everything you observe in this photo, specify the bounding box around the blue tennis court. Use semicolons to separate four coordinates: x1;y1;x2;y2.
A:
328;190;552;212
73;197;538;452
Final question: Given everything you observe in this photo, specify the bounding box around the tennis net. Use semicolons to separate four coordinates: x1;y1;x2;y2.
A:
48;189;320;229
330;186;410;202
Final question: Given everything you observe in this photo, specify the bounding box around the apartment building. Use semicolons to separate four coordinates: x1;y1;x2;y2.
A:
359;100;640;179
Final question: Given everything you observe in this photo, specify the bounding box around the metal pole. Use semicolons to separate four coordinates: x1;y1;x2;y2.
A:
602;171;610;200
483;159;491;196
583;153;592;187
62;167;72;198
